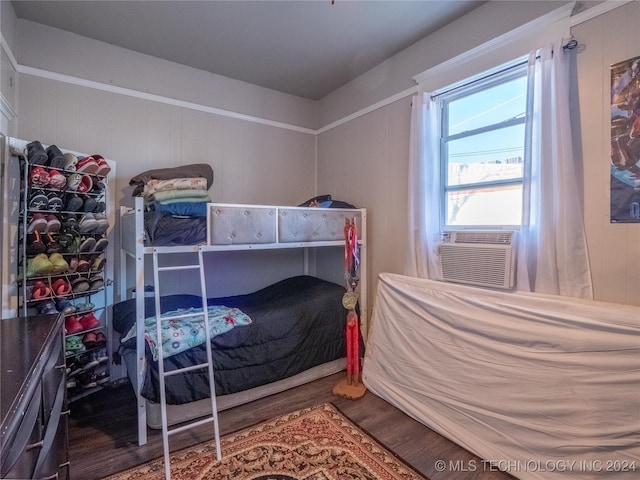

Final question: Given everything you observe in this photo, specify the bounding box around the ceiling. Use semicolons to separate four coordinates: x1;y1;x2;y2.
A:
11;0;485;100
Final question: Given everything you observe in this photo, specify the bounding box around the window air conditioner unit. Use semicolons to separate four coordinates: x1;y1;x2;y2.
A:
439;230;516;290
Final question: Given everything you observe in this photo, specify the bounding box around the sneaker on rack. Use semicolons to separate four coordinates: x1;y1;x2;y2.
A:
95;370;110;385
45;145;66;169
63;153;78;172
47;169;67;190
77;372;98;389
76;156;99;175
49;253;70;274
93;331;107;347
29;165;50;188
26;253;54;277
51;277;72;296
27;213;48;233
65;335;86;354
28;191;49;211
36;299;58;315
47;192;64;212
26;140;47;164
45;215;61;234
95;348;109;363
93;215;109;234
26;231;47;255
64;193;83;212
65;315;83;335
67;360;83;377
93;237;108;253
79;236;96;252
91;254;105;272
79;214;98;234
79;312;100;330
44;233;62;254
28;280;51;300
82;196;97;213
75;302;95;313
78;352;101;371
82;332;98;349
56;298;76;315
93;155;111;177
71;277;90;294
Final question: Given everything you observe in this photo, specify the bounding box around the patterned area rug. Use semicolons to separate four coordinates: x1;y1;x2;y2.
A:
104;403;427;480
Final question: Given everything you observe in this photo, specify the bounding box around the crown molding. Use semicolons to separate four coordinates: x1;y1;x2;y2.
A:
18;65;317;135
570;0;635;26
317;86;417;135
0;92;17;121
0;33;19;72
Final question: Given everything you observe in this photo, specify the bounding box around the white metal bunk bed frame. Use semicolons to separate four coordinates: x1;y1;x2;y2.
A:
120;196;367;446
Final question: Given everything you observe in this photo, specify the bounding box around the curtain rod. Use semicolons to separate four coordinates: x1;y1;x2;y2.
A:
430;38;579;100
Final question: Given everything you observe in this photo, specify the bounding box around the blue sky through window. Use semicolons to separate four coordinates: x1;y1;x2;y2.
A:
447;75;527;165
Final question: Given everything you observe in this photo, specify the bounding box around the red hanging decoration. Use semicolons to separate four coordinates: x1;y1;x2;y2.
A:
333;218;366;400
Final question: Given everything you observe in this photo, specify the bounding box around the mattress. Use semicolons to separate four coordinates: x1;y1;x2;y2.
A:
113;275;351;405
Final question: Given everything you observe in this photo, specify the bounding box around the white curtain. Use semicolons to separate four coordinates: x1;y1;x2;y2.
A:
405;92;442;280
406;40;594;299
517;40;593;299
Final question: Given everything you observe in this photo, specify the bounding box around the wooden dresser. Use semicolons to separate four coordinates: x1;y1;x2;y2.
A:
1;314;69;480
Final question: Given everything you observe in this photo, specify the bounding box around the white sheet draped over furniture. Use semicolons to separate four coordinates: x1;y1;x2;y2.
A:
363;273;640;480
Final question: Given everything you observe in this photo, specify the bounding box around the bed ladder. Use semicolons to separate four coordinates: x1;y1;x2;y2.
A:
152;247;221;480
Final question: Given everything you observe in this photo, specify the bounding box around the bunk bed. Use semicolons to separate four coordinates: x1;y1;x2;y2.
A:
118;196;367;446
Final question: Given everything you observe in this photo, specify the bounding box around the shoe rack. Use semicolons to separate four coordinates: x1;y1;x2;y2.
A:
14;139;113;403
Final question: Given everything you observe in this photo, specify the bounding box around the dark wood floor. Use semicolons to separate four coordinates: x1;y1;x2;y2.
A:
68;373;515;480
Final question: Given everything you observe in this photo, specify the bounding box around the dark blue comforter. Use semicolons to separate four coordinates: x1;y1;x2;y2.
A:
112;276;352;404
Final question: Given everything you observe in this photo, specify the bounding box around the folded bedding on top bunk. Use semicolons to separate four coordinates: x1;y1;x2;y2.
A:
112;275;350;405
129;163;213;245
129;163;214;196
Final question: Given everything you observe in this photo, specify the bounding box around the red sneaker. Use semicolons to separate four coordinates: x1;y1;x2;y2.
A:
79;313;100;330
65;316;84;335
93;155;111;177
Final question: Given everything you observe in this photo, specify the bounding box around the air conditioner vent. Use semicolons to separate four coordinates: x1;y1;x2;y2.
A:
452;231;513;245
439;231;516;290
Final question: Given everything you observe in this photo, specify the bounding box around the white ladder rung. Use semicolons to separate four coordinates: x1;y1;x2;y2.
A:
159;311;205;322
152;248;222;480
167;417;215;436
157;264;200;272
163;362;210;376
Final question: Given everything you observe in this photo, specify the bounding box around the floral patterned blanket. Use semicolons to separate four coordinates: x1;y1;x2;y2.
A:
121;305;252;360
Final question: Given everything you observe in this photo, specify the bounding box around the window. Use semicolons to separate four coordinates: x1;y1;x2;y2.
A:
440;64;528;228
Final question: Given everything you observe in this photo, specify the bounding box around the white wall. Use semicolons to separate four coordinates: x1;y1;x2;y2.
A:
317;0;640;307
2;15;320;308
572;1;640;305
1;1;18;134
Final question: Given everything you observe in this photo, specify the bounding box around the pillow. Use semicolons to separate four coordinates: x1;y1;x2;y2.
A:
297;194;356;208
298;194;332;207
